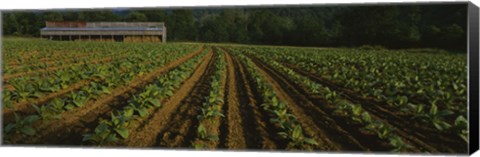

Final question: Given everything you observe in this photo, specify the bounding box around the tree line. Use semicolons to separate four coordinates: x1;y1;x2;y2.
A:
2;4;467;51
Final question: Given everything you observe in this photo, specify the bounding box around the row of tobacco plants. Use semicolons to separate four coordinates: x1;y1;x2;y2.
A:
82;47;208;145
3;40;201;143
232;50;319;150
241;49;412;152
192;50;226;149
249;46;468;144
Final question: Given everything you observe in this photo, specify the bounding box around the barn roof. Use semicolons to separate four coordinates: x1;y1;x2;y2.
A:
40;27;164;31
40;21;166;37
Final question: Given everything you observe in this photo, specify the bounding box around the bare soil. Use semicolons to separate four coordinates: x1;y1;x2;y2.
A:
6;47;204;144
3;45;466;154
246;54;372;151
121;51;214;147
231;52;290;150
222;50;247;149
155;52;217;148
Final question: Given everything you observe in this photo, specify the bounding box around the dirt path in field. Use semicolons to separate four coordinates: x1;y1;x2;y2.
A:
120;51;214;147
2;50;171;124
103;51;212;148
285;63;464;153
68;50;210;146
8;47;205;145
193;48;228;149
122;49;284;150
222;50;247;149
245;54;390;152
154;52;217;148
2;54;129;81
231;52;291;150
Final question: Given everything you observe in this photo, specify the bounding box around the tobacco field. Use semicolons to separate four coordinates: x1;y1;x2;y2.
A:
1;39;468;153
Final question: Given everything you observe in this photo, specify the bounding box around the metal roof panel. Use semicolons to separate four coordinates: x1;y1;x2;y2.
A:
40;27;163;31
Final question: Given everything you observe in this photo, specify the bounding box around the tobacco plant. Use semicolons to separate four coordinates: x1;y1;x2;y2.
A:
235;53;318;150
4;113;39;136
83;112;131;145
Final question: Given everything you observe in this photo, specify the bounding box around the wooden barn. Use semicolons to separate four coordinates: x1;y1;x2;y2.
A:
40;21;167;42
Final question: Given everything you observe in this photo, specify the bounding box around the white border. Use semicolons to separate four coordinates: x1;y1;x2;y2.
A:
0;0;475;10
0;0;478;157
0;146;465;157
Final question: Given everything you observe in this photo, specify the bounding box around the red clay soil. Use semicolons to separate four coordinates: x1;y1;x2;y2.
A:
222;50;247;149
3;53;130;81
285;63;466;153
120;51;214;147
7;46;205;144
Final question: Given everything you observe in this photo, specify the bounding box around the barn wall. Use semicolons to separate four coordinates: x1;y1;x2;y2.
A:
41;21;167;42
40;30;163;35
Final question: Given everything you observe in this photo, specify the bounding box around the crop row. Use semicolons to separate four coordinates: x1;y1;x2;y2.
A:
2;40;196;64
3;52;140;108
2;44;197;116
3;49;130;75
3;42;198;104
243;49;413;152
233;50;319;150
82;48;208;145
252;47;466;113
192;50;226;149
246;46;468;143
3;44;202;143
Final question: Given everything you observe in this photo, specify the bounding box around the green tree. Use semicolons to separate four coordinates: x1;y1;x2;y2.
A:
167;9;197;41
63;12;78;21
1;5;467;50
6;12;42;36
125;11;148;22
43;12;64;21
199;14;228;42
140;10;167;22
2;13;18;35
